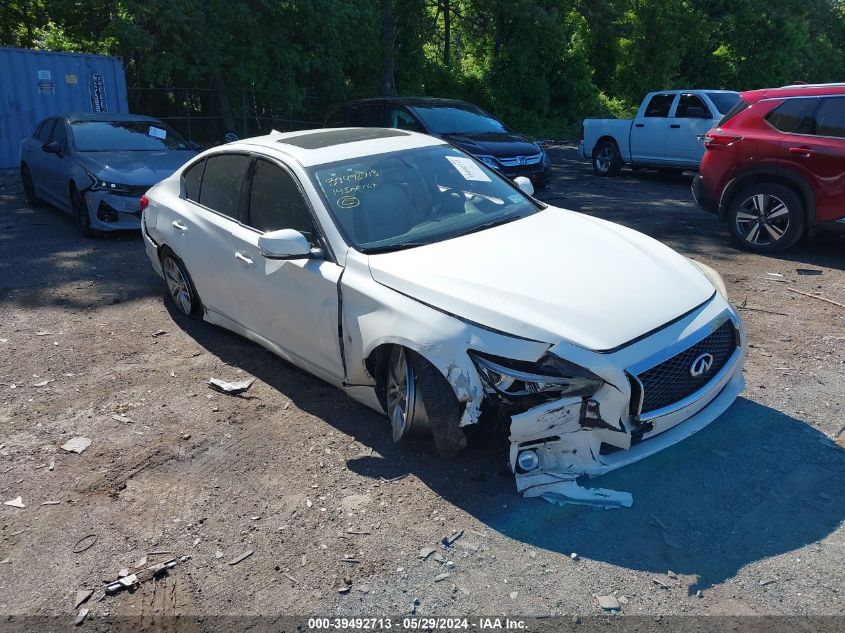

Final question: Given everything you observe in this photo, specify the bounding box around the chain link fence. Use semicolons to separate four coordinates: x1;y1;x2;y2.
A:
127;87;327;148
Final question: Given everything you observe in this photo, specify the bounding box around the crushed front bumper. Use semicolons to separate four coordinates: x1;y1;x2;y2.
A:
506;302;746;507
83;190;145;231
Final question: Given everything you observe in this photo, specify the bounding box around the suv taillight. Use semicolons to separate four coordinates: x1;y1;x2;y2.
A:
704;133;743;148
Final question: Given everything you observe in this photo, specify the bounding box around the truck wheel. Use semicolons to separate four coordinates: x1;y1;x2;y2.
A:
592;140;622;176
728;183;805;253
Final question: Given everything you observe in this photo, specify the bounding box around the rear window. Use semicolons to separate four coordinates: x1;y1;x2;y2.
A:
716;99;749;127
814;97;845;138
198;154;250;219
765;98;817;134
705;92;741;114
643;94;675;118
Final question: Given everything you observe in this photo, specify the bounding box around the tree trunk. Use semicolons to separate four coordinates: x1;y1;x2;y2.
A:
443;0;451;66
380;0;396;96
211;72;237;138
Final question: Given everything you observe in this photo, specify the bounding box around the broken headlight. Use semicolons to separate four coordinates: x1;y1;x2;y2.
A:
468;350;604;401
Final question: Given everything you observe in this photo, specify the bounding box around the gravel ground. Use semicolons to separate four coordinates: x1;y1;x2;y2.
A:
0;146;843;625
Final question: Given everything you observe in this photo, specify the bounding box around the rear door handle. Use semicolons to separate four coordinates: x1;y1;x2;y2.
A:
235;251;255;267
788;147;815;157
634;123;645;128
670;124;681;129
172;220;188;231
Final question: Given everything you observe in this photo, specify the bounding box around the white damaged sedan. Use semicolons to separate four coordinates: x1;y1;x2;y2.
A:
141;128;746;507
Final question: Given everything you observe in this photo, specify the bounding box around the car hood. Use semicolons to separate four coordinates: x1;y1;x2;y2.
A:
75;150;197;185
367;209;716;350
440;131;541;159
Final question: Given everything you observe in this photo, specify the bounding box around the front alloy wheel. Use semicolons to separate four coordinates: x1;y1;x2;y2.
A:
729;183;804;253
386;346;417;443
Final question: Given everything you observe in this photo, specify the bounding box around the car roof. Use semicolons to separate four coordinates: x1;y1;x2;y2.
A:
335;96;478;109
740;83;845;103
233;127;447;167
62;112;162;123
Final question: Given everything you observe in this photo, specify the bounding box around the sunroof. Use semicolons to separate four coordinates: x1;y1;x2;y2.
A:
279;128;410;150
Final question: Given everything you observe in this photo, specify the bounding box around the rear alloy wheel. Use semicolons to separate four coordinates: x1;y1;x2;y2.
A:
728;183;805;253
161;250;201;318
71;186;96;237
21;165;44;207
592;140;622;176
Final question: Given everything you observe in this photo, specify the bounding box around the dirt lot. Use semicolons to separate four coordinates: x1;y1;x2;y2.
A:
0;145;843;625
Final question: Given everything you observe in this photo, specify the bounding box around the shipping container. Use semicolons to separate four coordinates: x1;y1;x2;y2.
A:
0;46;128;168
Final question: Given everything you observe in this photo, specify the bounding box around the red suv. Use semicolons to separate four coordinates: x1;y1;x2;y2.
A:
693;83;845;252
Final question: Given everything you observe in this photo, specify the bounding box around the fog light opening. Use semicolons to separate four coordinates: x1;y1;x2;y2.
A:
97;202;119;222
516;450;540;473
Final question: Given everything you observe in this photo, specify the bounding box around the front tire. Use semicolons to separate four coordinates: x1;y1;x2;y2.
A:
728;183;805;253
71;185;96;237
160;248;202;318
592;140;622;176
384;347;467;458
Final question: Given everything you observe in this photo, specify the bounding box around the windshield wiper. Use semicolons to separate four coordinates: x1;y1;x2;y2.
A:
362;242;429;254
451;215;521;238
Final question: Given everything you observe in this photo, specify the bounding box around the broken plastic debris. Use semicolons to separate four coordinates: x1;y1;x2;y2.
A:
442;530;463;546
4;496;25;508
74;608;89;626
597;595;620;611
524;480;633;509
418;546;436;560
208;377;255;395
105;558;176;594
61;437;91;454
228;549;254;566
74;589;93;609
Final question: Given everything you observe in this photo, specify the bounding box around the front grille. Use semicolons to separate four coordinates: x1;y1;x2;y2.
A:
498;153;542;168
635;320;737;415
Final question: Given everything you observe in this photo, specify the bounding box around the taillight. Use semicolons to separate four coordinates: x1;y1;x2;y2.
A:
704;133;742;148
140;195;149;211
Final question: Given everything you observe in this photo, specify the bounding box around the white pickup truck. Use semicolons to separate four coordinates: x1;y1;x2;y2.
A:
581;90;740;175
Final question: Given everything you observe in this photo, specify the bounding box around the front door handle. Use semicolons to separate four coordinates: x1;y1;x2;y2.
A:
235;251;255;267
670;124;681;129
634;123;645;128
788;147;815;157
172;220;188;231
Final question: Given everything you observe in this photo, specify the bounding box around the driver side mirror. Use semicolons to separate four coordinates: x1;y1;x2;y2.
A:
514;176;534;197
42;141;62;156
258;229;319;260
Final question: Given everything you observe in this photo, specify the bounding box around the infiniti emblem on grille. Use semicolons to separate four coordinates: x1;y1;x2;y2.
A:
690;353;714;378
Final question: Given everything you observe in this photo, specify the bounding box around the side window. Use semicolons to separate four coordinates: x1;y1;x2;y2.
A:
349;104;383;127
675;94;711;119
198;154;251;219
182;160;205;202
325;107;347;127
644;94;675;118
766;98;817;134
387;107;423;132
37;118;56;143
52;120;68;152
247;159;316;242
814;97;845;138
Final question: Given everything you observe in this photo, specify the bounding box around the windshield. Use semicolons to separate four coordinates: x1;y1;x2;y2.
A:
705;92;741;114
409;104;507;134
309;145;540;253
71;120;189;151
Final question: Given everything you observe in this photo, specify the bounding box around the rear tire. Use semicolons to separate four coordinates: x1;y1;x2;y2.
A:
592;140;622;176
728;183;805;253
20;164;44;207
160;247;203;318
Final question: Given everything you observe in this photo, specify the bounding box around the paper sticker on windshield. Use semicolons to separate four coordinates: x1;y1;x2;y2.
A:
446;156;491;182
148;126;167;140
